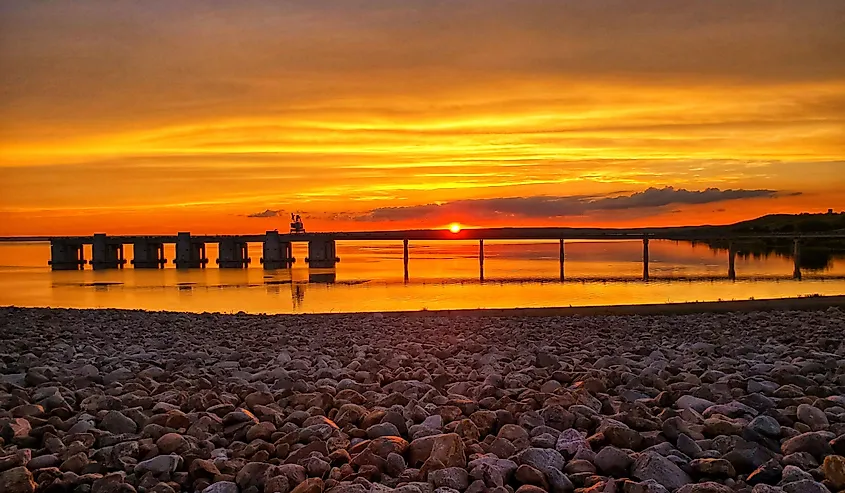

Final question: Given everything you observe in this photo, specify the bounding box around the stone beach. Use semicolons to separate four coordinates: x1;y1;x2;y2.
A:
1;305;844;493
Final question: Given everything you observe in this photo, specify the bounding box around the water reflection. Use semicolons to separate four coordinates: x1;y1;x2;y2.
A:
3;239;844;314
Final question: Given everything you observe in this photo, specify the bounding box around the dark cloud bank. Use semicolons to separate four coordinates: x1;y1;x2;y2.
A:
247;209;283;218
348;187;794;222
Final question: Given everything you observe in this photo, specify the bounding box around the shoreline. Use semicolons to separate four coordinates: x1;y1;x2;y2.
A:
1;298;843;492
2;294;845;319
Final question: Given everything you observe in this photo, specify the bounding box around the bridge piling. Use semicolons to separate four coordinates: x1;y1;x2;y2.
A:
793;239;802;280
91;233;126;270
175;232;208;269
131;241;166;268
49;240;86;270
217;238;250;268
260;230;294;269
306;239;339;268
643;236;650;280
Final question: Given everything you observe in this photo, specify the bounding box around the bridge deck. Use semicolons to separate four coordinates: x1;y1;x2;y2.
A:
1;228;844;244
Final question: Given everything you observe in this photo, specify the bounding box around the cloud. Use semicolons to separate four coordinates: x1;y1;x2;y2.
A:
350;187;785;221
247;209;283;218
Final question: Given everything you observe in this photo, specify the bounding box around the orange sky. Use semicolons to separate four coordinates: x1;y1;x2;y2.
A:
1;1;844;235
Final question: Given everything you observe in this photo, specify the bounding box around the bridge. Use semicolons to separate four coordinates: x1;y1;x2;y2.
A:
1;228;843;281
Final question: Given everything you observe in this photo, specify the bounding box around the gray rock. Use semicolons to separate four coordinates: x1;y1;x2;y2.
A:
134;454;182;475
100;410;137;434
748;415;781;438
632;451;692;491
429;467;469;490
796;404;829;431
201;482;239;493
515;447;565;472
782;479;831;493
594;446;632;477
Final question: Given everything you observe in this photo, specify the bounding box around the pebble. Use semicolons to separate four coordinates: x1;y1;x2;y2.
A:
0;306;843;493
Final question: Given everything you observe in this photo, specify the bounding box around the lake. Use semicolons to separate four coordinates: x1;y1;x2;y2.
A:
0;240;843;314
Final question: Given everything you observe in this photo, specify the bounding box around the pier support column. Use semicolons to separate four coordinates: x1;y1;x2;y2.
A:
479;239;485;281
403;239;409;281
175;232;208;269
261;230;294;269
728;242;737;280
131;241;166;268
306;239;339;268
793;239;802;280
217;238;251;268
92;233;126;270
559;239;565;280
49;240;86;270
643;236;650;280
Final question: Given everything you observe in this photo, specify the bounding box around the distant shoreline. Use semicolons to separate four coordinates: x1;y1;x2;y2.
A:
3;294;843;319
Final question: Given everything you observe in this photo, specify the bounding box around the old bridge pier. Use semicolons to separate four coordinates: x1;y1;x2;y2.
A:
17;228;829;281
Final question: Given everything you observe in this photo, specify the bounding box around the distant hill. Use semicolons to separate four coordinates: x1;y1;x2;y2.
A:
687;212;845;271
685;212;845;235
724;212;845;234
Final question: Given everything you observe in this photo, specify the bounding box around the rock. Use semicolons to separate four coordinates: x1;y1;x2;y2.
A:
515;464;548;489
429;467;469;490
246;421;276;442
236;462;272;491
676;483;732;493
746;459;782;486
676;396;715;413
797;404;829;431
556;429;589;456
101;411;138;434
290;478;323;493
0;466;37;493
632;451;692;491
156;433;189;454
594;446;632;477
408;434;466;468
367;422;400;439
747;415;781;438
603;425;643;450
782;480;831;493
782;432;834;460
26;454;60;470
202;481;239;493
516;447;565;473
690;458;736;478
822;455;845;490
134;455;183;475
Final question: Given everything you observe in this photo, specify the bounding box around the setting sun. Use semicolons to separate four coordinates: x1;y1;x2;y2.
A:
449;223;462;234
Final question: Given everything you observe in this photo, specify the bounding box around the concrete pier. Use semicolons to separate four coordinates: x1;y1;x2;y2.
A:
217;238;251;268
132;241;166;268
306;239;339;268
175;232;208;269
260;230;294;269
91;234;126;270
643;237;650;280
49;240;86;270
793;239;802;280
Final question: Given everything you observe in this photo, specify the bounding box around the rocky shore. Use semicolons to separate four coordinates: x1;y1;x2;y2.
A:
1;306;844;493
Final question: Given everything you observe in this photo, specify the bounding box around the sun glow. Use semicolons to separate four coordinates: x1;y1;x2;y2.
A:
449;223;462;233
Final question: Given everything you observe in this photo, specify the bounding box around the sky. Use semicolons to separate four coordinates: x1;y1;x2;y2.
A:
1;0;843;235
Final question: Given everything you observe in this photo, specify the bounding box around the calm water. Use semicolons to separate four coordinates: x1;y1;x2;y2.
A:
0;240;843;314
